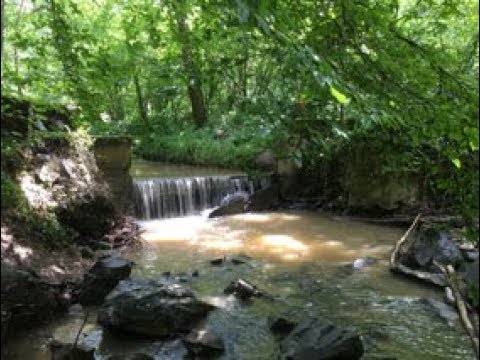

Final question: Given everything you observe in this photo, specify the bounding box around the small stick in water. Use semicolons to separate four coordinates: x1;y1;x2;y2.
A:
73;311;89;349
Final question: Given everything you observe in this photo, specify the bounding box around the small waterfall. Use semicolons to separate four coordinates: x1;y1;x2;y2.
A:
133;175;269;219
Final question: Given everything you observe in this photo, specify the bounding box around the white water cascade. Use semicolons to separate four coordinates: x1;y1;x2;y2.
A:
133;175;269;219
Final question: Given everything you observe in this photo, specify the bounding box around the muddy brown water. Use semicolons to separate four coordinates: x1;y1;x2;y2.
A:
4;162;475;359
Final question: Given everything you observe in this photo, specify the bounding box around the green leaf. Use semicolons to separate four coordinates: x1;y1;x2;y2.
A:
451;158;462;168
330;86;348;104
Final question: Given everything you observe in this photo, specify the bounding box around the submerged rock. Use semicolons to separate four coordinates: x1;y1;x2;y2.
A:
224;278;264;300
78;257;132;305
421;298;459;327
268;316;297;339
210;257;226;266
279;317;364;360
352;257;377;271
97;278;215;337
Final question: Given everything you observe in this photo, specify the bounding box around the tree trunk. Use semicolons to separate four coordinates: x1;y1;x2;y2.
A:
175;9;207;128
134;74;149;127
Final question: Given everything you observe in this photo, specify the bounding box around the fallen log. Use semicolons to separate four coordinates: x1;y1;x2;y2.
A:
390;213;422;269
434;262;479;359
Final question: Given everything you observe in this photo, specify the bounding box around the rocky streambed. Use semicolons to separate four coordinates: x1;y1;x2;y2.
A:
4;211;477;359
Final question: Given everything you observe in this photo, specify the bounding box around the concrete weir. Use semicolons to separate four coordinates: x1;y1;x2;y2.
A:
93;136;133;213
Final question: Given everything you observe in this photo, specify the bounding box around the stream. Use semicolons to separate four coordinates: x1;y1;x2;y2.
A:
6;161;475;359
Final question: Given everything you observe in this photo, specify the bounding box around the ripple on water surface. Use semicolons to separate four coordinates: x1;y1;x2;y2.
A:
6;211;475;359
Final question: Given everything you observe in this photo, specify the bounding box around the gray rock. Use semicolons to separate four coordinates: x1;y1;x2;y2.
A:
78;257;132;305
464;250;479;262
279;317;363;360
97;278;215;337
210;257;225;266
209;192;249;218
231;257;247;265
400;225;462;272
224;278;263;300
246;184;280;211
77;328;103;353
183;328;224;357
36;162;60;184
1;264;64;335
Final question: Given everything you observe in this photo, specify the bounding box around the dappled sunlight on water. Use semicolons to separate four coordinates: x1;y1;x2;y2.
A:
137;211;399;263
228;213;301;223
8;210;475;360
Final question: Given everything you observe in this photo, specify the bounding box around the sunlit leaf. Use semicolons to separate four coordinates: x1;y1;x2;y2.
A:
330;86;348;104
451;158;462;168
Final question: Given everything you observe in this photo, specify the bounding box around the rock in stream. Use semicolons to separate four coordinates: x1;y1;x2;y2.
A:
97;278;215;337
279;317;364;360
77;257;132;305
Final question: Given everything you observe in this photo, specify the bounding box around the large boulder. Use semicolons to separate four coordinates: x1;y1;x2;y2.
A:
246;184;280;211
209;192;249;218
97;278;215;337
1;264;65;338
399;225;462;273
279;317;363;360
77;257;132;305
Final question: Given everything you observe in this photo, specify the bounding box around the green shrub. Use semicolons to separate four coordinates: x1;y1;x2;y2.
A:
135;127;269;171
22;211;74;248
1;176;25;211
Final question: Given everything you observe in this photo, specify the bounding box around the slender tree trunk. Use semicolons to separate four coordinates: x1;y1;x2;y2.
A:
134;74;149;127
175;10;207;128
109;82;125;122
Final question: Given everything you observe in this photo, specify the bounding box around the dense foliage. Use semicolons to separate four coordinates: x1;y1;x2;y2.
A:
1;0;478;238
